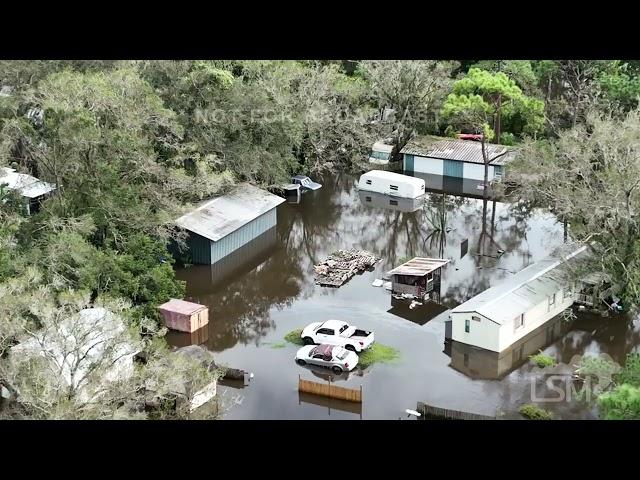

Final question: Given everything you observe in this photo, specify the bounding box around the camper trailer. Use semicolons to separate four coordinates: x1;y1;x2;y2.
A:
368;142;394;165
357;170;425;199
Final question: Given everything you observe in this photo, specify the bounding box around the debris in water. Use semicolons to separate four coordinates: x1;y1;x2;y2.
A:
314;249;380;287
372;279;384;287
383;281;392;290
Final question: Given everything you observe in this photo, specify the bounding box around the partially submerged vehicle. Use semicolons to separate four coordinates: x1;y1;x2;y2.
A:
368;142;393;165
301;319;374;352
295;344;358;374
357;170;425;199
292;175;322;191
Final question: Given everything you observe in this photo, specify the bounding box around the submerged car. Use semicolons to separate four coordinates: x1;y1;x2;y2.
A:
291;175;322;191
295;344;358;374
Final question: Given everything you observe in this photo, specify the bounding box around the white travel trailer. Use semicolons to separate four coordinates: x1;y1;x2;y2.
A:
357;170;425;199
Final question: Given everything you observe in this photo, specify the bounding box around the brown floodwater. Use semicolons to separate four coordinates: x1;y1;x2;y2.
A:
171;174;640;419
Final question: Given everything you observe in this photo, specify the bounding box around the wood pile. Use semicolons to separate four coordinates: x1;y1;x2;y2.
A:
314;249;380;287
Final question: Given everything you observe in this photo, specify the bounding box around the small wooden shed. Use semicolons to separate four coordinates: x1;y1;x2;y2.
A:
158;299;209;333
386;257;450;301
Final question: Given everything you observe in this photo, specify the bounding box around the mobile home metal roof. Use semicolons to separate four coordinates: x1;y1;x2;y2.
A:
450;244;589;325
0;167;56;198
175;184;285;242
400;136;515;166
387;257;450;277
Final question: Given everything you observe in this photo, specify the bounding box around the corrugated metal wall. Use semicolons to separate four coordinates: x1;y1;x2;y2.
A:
209;208;277;264
187;232;212;264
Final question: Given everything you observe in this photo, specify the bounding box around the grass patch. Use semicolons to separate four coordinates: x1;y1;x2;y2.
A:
358;343;400;369
268;342;286;349
529;351;557;368
284;329;304;346
519;404;553;420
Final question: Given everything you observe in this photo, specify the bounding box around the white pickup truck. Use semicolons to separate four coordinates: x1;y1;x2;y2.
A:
300;320;375;353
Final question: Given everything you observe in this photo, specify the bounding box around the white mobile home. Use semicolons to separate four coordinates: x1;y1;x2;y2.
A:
448;245;588;353
401;136;514;184
357;170;425;199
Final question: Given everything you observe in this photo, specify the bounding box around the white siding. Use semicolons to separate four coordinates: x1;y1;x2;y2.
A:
450;312;500;352
462;163;495;181
411;156;496;181
452;287;574;353
412;156;443;175
497;288;574;351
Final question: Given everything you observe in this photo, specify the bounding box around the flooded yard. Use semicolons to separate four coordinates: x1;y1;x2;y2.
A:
171;174;640;419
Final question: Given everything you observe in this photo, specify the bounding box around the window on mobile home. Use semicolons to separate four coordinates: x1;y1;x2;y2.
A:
366;179;372;185
464;319;470;333
389;185;398;191
548;293;556;311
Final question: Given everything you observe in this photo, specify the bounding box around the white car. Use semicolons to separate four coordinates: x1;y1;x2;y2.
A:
295;344;358;374
301;319;375;353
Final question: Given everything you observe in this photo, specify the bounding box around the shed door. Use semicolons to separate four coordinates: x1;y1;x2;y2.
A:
404;154;414;172
443;160;464;178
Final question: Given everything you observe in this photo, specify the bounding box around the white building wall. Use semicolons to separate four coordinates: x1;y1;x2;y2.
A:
412;156;443;175
452;287;574;353
450;312;500;352
410;156;497;181
463;163;495;181
498;288;574;351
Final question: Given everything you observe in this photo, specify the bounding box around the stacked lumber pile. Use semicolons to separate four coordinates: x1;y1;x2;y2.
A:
314;249;380;287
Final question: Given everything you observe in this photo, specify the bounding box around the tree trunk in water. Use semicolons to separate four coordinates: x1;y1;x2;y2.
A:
481;137;489;201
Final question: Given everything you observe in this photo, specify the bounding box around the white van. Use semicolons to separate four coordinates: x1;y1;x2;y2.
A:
357;170;425;199
368;142;393;165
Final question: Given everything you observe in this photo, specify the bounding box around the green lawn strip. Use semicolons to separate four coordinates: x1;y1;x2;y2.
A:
358;343;400;369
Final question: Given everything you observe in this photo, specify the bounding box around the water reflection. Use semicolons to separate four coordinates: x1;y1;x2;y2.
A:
172;173;640;419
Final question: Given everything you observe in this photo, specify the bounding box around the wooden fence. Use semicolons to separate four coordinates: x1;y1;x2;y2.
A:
298;375;362;403
416;401;496;420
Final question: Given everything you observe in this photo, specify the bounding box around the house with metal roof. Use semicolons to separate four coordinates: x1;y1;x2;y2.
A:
175;183;285;265
447;244;589;352
1;167;56;215
400;136;516;192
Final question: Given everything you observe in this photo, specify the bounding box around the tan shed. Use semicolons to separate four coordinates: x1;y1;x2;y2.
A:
158;299;209;333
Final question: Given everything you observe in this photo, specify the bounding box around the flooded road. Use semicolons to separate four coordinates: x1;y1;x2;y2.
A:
172;174;640;419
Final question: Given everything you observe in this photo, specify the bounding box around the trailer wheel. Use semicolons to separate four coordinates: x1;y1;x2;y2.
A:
296;359;306;366
332;366;343;374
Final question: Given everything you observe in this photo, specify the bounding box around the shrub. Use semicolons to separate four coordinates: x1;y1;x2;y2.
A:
519;404;553;420
529;351;557;368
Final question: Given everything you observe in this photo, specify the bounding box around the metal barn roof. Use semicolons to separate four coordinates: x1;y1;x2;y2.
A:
400;136;515;166
1;167;56;198
175;184;285;242
451;244;589;325
387;257;450;277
